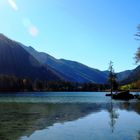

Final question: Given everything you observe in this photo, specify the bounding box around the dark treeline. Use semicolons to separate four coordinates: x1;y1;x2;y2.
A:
0;75;110;92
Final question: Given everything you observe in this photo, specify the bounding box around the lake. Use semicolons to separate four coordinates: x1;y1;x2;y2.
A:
0;92;140;140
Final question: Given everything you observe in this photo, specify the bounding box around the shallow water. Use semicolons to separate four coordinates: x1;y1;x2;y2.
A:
0;92;140;140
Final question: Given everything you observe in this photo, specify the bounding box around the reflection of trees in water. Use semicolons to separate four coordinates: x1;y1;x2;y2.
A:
0;101;140;140
108;101;140;134
137;131;140;140
108;100;119;133
0;103;102;140
119;101;140;115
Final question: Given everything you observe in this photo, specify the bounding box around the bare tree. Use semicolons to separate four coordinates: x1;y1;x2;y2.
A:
134;24;140;63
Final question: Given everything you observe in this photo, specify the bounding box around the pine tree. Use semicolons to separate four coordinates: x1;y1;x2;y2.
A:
108;61;117;96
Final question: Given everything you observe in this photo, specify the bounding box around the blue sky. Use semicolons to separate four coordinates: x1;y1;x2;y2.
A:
0;0;140;72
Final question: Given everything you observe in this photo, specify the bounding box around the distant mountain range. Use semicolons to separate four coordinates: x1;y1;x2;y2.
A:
23;44;134;83
103;70;132;82
0;33;61;81
23;46;108;83
0;33;137;84
121;65;140;84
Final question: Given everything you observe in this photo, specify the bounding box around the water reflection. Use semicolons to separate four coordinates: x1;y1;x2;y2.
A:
0;103;102;140
0;101;139;140
138;132;140;140
108;100;119;133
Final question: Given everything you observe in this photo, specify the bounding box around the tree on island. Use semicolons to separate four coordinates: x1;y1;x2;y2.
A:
108;61;118;96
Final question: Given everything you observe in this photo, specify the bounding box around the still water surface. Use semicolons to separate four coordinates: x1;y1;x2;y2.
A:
0;92;140;140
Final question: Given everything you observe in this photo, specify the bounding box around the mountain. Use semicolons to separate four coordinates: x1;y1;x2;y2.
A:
121;65;140;84
23;46;108;83
23;45;133;83
102;70;132;82
117;70;132;81
0;33;132;84
59;59;108;83
0;33;61;81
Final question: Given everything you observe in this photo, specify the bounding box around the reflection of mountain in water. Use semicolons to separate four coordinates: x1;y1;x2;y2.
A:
0;103;102;140
116;101;140;116
0;102;140;140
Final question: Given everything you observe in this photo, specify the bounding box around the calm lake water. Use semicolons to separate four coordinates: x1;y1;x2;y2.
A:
0;92;140;140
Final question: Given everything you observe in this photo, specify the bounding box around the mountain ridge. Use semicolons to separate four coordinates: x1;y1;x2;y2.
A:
0;33;133;84
0;34;62;81
23;46;108;83
23;45;132;83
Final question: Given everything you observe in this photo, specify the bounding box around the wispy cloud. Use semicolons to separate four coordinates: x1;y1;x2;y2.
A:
7;0;18;11
22;18;39;37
